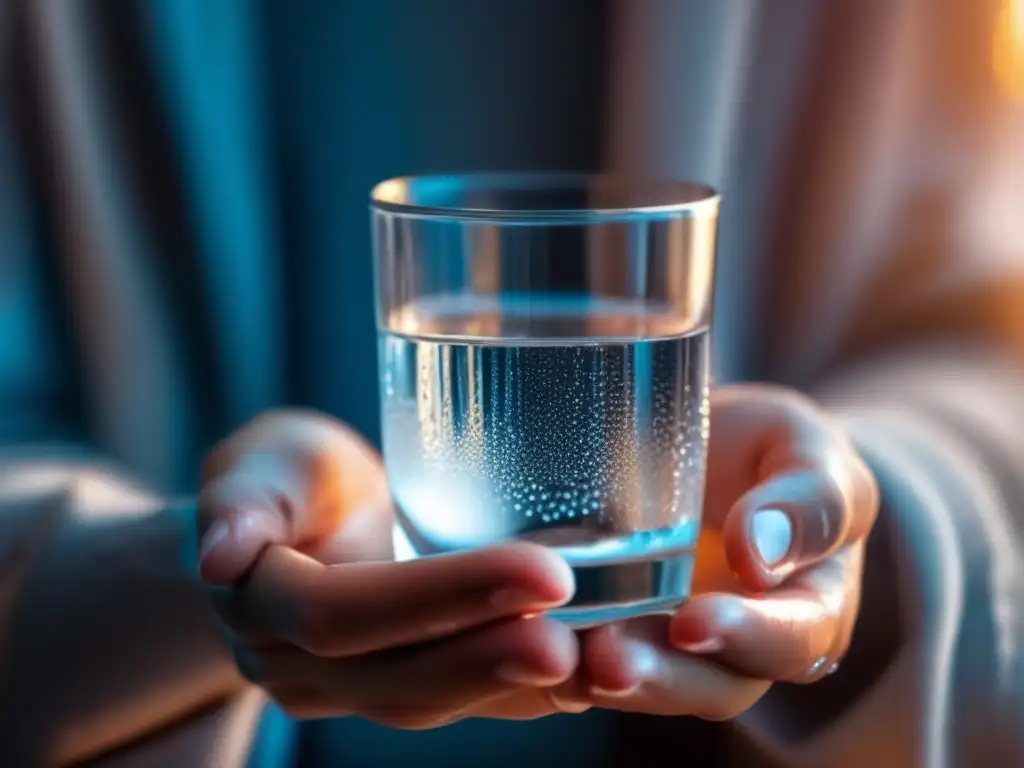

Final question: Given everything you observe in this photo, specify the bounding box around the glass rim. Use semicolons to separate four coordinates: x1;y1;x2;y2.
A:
370;172;719;224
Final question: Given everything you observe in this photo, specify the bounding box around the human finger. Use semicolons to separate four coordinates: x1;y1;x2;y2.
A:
573;616;771;720
236;616;579;729
197;410;390;584
232;542;575;656
705;386;878;591
669;545;863;681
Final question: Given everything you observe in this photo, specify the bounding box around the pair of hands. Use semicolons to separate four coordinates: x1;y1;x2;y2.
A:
196;384;878;727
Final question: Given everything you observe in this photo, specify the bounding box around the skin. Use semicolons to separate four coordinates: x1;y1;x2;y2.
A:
196;383;878;727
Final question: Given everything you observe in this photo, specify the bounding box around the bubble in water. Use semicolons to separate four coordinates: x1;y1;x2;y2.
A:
381;318;709;556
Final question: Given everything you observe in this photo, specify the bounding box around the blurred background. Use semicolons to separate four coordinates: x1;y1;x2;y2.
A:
1;0;1022;497
1;1;1024;766
1;0;614;493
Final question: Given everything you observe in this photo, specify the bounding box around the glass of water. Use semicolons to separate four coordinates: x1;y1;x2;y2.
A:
371;173;718;626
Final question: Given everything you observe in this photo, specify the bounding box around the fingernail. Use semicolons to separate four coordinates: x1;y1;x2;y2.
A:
670;613;724;654
495;663;560;687
675;637;725;654
491;588;568;613
751;508;792;567
591;681;641;698
548;691;591;714
490;554;575;613
198;520;230;562
548;555;576;599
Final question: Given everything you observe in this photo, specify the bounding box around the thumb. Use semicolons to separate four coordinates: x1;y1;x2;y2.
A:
196;411;389;585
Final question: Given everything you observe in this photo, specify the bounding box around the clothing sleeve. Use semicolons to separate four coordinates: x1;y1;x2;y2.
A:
736;355;1024;767
0;451;250;766
606;1;1024;765
741;3;1024;766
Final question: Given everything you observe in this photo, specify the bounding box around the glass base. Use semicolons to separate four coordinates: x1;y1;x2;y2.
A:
544;553;694;628
393;523;695;628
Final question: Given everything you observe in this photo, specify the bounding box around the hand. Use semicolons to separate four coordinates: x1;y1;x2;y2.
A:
542;383;879;719
198;382;880;725
196;411;581;728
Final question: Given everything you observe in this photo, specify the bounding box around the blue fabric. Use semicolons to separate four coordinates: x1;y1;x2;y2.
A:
0;1;642;763
144;0;284;430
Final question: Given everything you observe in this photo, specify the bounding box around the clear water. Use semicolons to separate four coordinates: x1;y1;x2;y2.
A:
379;296;710;625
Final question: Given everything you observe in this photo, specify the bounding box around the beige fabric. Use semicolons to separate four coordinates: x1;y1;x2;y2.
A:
85;689;269;768
0;458;242;765
607;1;1024;765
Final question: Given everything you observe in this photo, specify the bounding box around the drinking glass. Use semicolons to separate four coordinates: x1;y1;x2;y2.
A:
371;173;719;626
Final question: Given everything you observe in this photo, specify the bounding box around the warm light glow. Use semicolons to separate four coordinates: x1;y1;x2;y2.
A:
993;0;1024;100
